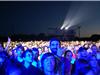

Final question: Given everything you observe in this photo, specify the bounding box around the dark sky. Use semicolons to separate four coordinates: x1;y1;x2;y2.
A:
0;1;100;37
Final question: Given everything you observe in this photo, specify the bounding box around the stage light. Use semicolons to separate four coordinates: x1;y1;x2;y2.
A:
60;25;65;30
65;25;71;30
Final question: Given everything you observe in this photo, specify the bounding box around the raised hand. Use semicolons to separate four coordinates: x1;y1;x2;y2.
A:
5;37;11;51
7;37;11;43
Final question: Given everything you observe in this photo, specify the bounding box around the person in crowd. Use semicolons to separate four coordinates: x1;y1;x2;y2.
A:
0;37;11;59
73;58;90;75
41;52;59;75
9;44;24;64
49;38;70;75
0;37;11;52
83;44;89;50
64;50;75;64
32;47;39;67
73;47;88;75
22;49;44;75
77;47;88;60
49;38;62;56
91;44;98;55
43;46;50;53
64;50;76;75
15;44;24;63
0;37;11;75
0;37;100;75
88;54;100;75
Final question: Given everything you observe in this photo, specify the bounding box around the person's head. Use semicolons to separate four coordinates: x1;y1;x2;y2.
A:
38;47;43;55
22;49;32;63
49;38;60;55
16;46;24;57
32;48;39;61
43;46;49;53
91;44;98;54
41;53;57;73
77;47;87;59
64;50;73;61
13;44;24;57
83;44;89;50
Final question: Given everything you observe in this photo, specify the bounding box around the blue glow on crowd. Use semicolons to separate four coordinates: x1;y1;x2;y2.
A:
0;37;100;75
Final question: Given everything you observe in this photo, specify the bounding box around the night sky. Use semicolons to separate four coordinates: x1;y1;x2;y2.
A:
0;1;100;37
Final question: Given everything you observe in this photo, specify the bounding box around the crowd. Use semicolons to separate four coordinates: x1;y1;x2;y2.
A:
0;37;100;75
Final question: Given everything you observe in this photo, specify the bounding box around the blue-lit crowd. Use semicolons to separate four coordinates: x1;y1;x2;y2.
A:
0;37;100;75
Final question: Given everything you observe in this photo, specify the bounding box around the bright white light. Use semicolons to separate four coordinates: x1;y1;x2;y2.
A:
60;2;82;31
65;25;71;30
60;20;70;30
60;25;65;30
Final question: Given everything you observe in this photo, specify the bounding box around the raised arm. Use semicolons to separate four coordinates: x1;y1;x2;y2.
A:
4;37;11;51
